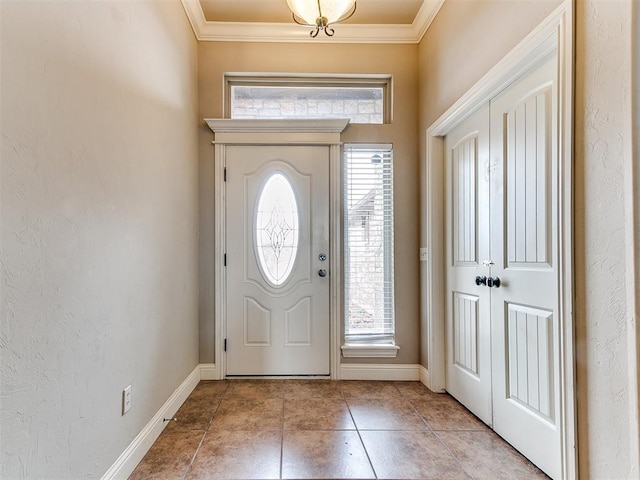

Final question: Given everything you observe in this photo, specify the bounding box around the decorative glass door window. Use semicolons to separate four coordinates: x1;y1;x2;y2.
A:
255;172;300;286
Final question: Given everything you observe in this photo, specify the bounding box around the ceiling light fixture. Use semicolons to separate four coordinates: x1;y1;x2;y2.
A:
286;0;357;38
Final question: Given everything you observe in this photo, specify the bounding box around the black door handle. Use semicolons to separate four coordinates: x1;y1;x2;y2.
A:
487;276;501;288
475;275;487;286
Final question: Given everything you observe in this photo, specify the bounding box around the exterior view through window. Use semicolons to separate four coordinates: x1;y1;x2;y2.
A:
344;144;395;344
225;75;391;124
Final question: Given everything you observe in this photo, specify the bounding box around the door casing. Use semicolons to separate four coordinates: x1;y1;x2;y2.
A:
422;2;576;478
205;118;349;379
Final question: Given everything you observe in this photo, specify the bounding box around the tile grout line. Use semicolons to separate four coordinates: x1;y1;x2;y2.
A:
280;381;285;480
398;386;475;479
181;382;229;480
341;385;379;480
430;429;474;480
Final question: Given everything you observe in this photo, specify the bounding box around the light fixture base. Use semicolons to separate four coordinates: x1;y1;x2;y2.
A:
289;1;356;38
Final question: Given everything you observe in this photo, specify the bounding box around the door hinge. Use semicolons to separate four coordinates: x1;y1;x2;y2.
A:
224;338;227;352
224;254;227;266
224;167;227;182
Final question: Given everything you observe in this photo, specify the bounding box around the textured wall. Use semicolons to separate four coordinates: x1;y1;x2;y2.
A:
0;1;199;478
198;42;420;365
574;1;639;477
418;0;640;477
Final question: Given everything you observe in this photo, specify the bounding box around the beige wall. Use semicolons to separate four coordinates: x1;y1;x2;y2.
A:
417;0;561;369
0;1;199;478
198;42;421;364
419;0;640;477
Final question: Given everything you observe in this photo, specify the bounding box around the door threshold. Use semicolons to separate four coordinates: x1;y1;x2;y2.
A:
224;374;331;380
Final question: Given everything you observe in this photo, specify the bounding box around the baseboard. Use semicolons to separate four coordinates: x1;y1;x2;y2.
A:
339;363;420;381
419;365;430;387
101;365;201;480
199;363;218;380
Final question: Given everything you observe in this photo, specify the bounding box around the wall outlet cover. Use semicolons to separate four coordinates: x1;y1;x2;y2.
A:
122;385;132;415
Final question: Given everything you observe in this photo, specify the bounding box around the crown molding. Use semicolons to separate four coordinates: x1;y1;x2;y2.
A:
180;0;444;44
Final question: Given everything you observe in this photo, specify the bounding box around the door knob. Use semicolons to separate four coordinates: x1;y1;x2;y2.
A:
475;275;487;286
487;276;501;288
318;269;327;277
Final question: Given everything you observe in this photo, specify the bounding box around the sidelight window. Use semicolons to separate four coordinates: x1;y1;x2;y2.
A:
343;144;395;346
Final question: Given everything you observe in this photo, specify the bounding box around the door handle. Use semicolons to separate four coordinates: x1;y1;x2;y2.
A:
318;269;327;277
487;276;501;288
475;275;487;286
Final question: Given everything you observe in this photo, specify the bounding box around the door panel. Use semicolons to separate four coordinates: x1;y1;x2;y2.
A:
506;86;552;268
445;104;492;426
490;55;561;479
226;145;330;376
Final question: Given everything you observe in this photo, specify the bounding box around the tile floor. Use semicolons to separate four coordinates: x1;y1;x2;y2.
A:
129;380;548;480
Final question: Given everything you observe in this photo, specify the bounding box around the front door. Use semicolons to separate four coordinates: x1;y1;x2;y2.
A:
225;145;330;376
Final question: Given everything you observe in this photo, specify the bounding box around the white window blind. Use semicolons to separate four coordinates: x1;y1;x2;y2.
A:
344;144;395;344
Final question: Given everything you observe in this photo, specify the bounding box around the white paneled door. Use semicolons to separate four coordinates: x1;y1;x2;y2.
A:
445;55;561;478
445;104;493;425
225;145;330;376
489;55;561;479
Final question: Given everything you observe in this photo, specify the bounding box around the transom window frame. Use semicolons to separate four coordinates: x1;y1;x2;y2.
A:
223;73;393;124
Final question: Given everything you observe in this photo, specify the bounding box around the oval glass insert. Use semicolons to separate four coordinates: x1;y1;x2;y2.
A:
255;172;299;286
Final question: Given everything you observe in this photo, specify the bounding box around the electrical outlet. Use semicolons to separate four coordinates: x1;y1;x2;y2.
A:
122;385;132;415
419;248;428;262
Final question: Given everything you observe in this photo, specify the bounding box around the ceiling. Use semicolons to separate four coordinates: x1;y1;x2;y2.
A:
181;0;445;43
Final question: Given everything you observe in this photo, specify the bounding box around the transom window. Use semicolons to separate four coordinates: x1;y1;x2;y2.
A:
225;74;392;124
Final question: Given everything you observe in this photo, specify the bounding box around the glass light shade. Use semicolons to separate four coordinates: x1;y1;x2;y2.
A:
286;0;356;25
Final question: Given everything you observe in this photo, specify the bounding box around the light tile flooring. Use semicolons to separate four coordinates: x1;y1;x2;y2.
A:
130;380;547;480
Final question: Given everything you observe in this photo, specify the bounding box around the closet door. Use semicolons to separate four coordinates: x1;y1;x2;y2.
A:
444;104;492;425
489;54;562;479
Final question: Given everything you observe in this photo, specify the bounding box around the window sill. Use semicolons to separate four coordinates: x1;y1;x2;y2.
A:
341;344;400;358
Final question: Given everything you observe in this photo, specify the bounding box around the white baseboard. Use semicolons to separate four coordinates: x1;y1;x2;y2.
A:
101;365;201;480
419;365;430;387
199;363;218;380
418;365;446;393
339;363;420;381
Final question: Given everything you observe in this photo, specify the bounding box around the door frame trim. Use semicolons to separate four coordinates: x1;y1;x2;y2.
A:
205;118;349;380
421;2;576;478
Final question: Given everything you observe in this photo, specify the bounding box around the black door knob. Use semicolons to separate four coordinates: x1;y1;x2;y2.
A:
318;269;327;277
487;276;501;288
475;275;487;286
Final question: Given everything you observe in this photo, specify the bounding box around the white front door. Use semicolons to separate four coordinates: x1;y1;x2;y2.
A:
489;54;562;479
444;104;493;425
225;145;330;376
